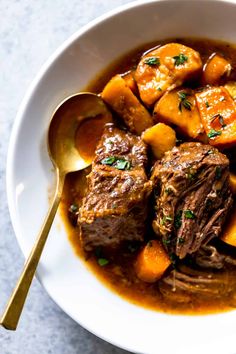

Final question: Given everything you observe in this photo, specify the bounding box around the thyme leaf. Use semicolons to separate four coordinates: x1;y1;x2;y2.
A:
207;129;222;139
184;210;196;219
178;91;192;112
101;156;131;170
144;57;160;66
173;53;188;66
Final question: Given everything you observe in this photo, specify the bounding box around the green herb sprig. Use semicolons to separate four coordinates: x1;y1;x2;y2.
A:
173;53;188;66
174;210;183;229
160;215;173;225
184;210;196;219
144;57;160;66
98;258;109;266
101;156;131;170
178;92;192;112
207;129;222;139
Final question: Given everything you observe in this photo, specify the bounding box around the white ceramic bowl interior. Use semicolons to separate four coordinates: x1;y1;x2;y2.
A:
7;1;236;353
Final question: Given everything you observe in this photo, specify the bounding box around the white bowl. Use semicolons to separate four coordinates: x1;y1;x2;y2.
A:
7;0;236;353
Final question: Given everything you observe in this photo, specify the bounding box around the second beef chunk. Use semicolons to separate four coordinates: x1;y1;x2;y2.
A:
78;125;152;251
152;142;233;259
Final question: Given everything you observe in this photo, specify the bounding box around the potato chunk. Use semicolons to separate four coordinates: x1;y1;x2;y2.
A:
153;88;204;138
135;240;171;283
203;54;231;85
195;86;236;148
142;123;176;159
135;43;202;106
101;74;153;134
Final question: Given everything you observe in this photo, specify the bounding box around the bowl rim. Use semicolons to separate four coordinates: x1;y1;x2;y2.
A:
6;0;236;352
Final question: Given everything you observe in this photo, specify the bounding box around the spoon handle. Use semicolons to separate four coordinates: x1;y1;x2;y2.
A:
0;169;65;330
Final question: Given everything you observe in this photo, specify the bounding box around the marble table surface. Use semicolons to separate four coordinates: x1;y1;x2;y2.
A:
0;1;133;353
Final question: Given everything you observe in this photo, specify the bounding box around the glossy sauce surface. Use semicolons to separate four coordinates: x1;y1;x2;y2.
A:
60;38;236;314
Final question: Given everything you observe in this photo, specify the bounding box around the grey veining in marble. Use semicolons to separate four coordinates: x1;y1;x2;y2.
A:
0;1;133;353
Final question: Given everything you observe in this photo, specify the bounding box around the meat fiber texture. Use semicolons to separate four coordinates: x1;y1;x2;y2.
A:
78;125;152;251
152;142;233;259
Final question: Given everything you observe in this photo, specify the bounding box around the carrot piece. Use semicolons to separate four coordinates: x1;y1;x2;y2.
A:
195;86;236;148
220;206;236;247
142;123;176;159
135;43;202;106
230;173;236;195
203;54;231;85
135;240;171;283
154;88;204;139
101;74;153;134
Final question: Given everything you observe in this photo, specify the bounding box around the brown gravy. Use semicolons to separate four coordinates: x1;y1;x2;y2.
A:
60;38;236;315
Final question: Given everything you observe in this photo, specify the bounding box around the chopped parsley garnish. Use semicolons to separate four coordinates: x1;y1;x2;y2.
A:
187;168;197;180
184;210;196;219
144;57;160;66
161;215;173;225
215;166;222;180
98;258;109;266
101;156;131;170
205;101;210;108
207;129;222;139
115;159;131;170
162;238;171;246
69;204;78;213
174;210;183;229
178;237;185;244
211;114;226;128
101;156;116;165
173;53;188;66
178;91;192;112
157;87;162;91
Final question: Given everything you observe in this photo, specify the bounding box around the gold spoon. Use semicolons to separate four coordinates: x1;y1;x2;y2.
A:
1;92;112;330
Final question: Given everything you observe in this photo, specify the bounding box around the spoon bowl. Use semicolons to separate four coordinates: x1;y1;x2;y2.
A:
1;92;111;330
48;92;112;173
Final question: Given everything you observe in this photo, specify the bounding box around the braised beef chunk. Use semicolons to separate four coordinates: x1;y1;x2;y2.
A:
78;125;152;251
151;142;233;259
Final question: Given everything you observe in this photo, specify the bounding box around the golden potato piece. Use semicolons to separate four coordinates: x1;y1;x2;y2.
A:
135;43;202;106
153;88;204;139
203;54;231;85
142;123;176;159
101;74;153;134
